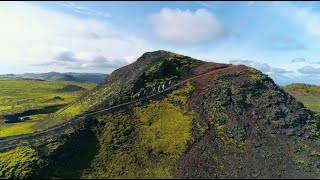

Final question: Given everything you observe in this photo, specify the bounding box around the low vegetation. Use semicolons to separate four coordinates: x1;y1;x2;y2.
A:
0;78;96;136
284;83;320;112
0;146;46;179
82;83;195;178
0;78;96;116
51;81;119;127
0;114;47;137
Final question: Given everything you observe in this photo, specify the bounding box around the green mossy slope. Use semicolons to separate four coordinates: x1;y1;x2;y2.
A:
0;146;46;179
284;83;320;112
82;82;195;178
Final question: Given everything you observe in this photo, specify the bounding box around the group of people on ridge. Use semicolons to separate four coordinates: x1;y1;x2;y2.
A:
132;80;172;99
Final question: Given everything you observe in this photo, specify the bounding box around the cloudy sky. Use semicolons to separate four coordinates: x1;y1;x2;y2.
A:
1;1;320;85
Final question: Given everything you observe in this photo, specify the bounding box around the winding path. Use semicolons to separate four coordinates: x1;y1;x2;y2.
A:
0;64;237;152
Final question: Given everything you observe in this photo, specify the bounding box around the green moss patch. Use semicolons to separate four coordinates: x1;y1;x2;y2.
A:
0;146;46;179
83;83;195;178
284;83;320;113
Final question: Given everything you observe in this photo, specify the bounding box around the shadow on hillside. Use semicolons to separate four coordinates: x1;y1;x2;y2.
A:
38;128;100;179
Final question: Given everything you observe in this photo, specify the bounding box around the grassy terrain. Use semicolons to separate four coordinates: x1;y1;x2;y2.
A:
0;78;96;137
0;78;96;116
0;82;196;179
0;146;46;179
48;81;118;128
0;114;47;137
283;83;320;112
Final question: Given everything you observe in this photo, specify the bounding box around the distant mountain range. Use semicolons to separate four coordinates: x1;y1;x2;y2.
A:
0;72;108;84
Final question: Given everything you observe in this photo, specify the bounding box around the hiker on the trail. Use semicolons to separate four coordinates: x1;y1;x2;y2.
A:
158;85;161;92
162;84;165;91
168;80;172;87
144;89;147;97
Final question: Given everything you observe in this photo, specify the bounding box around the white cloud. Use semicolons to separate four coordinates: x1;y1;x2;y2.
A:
58;2;112;18
247;1;255;7
294;7;320;37
54;51;77;62
181;44;261;64
297;66;320;74
149;8;225;44
291;58;306;63
275;2;320;38
78;56;128;69
196;1;217;9
229;59;293;74
270;37;306;51
0;2;153;74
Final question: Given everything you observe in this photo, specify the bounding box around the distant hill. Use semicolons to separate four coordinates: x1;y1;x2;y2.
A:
56;85;87;92
0;72;108;84
65;72;109;84
283;83;320;112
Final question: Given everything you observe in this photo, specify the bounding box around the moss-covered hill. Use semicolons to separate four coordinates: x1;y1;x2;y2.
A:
284;83;320;113
0;50;319;179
